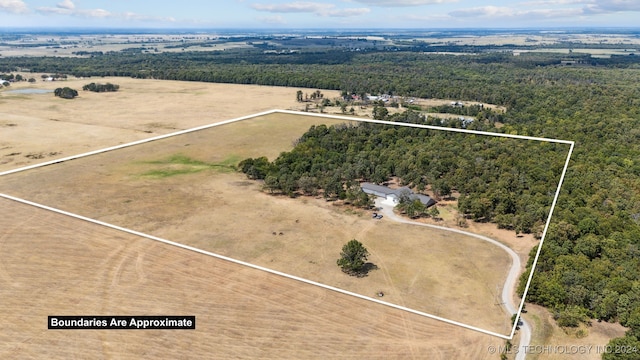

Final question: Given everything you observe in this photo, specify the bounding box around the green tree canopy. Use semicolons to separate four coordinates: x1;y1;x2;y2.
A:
54;87;78;99
82;82;119;92
337;239;369;276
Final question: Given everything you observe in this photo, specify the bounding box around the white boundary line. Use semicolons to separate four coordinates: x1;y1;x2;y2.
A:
0;192;509;339
0;109;574;340
510;141;575;337
0;109;280;177
275;109;574;145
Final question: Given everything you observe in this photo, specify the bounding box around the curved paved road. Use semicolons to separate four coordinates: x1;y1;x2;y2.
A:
375;199;531;359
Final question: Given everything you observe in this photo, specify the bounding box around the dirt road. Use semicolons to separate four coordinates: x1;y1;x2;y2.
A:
375;199;532;353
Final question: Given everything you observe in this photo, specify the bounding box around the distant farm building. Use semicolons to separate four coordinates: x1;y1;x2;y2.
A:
360;182;436;207
561;59;589;66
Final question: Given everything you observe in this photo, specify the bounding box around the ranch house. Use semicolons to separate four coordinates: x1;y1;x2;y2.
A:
360;182;436;208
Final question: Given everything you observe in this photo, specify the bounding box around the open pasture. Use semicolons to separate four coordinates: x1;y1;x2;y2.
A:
0;196;509;359
0;76;339;172
0;111;514;333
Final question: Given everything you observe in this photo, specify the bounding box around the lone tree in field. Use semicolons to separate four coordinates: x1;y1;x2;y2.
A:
337;239;369;276
54;87;78;99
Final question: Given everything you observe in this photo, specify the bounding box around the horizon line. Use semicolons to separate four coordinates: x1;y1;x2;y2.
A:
2;26;640;33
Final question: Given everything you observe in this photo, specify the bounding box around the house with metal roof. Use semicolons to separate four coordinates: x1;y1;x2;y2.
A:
360;182;436;207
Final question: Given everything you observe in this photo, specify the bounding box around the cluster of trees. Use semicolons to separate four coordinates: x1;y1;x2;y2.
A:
1;73;21;81
41;73;67;80
82;82;119;92
0;73;35;84
4;45;640;350
296;89;324;102
54;87;78;99
427;103;489;117
396;195;440;220
238;150;374;209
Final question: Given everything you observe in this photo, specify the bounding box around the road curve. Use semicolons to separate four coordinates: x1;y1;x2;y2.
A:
375;199;531;359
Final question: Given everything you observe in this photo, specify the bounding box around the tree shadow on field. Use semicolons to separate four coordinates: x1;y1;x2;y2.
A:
349;262;378;278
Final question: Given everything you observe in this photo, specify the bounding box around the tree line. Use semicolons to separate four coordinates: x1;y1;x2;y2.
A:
0;50;637;108
82;82;119;92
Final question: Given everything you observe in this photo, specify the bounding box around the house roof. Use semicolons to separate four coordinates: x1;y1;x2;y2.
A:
411;193;437;207
360;182;436;207
361;182;397;196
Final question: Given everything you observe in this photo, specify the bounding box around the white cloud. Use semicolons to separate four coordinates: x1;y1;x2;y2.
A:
36;0;79;15
449;5;582;19
449;5;513;17
0;0;29;14
57;0;75;10
36;6;72;15
518;0;590;5
252;2;330;13
76;8;112;18
587;0;640;12
349;0;457;6
334;7;370;16
251;1;369;17
518;0;640;13
34;3;175;23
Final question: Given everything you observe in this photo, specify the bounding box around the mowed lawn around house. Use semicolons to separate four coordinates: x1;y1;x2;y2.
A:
0;112;513;333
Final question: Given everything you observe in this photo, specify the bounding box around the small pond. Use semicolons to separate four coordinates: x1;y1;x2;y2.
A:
3;88;53;94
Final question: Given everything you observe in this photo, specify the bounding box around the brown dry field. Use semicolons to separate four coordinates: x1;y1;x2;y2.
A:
0;197;505;359
522;304;627;360
0;77;621;358
0;76;340;172
0;111;512;333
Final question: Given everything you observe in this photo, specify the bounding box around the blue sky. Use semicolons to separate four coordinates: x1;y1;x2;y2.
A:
1;0;639;29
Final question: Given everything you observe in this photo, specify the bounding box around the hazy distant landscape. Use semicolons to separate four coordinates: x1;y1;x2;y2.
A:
1;28;639;58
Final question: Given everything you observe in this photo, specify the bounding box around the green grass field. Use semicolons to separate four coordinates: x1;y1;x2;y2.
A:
140;154;241;178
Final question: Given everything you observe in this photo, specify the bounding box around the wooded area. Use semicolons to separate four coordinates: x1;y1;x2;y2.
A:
240;115;568;236
3;48;640;350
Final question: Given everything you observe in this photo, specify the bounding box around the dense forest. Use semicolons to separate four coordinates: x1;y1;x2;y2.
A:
2;48;640;352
